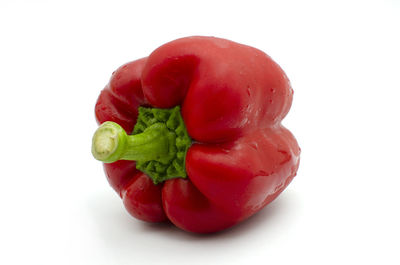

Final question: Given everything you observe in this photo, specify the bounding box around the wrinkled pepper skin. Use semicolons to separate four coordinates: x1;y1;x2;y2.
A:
95;36;300;233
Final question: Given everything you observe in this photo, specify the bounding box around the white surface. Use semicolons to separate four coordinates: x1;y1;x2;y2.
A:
1;0;399;264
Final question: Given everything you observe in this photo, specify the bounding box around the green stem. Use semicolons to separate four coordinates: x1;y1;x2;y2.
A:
92;106;192;184
92;121;176;164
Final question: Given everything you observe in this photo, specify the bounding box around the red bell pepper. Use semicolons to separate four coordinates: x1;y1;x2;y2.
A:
91;36;300;233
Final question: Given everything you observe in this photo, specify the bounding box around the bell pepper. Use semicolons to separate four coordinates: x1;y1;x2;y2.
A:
91;36;300;233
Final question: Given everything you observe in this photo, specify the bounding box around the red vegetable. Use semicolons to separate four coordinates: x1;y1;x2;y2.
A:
91;36;300;233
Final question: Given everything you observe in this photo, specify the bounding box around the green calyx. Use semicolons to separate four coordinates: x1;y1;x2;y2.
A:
92;106;192;184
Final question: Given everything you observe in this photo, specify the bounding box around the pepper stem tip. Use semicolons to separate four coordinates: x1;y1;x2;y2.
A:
91;121;127;163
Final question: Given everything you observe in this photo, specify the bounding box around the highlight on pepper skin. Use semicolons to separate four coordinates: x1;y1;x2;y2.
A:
92;36;300;233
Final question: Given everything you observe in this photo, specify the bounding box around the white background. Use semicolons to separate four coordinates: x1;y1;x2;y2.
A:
1;0;399;264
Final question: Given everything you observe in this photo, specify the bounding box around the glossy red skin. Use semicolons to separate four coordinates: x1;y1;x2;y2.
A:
95;36;300;233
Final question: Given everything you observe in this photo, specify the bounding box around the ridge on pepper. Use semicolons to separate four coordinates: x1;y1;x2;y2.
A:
92;36;300;233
